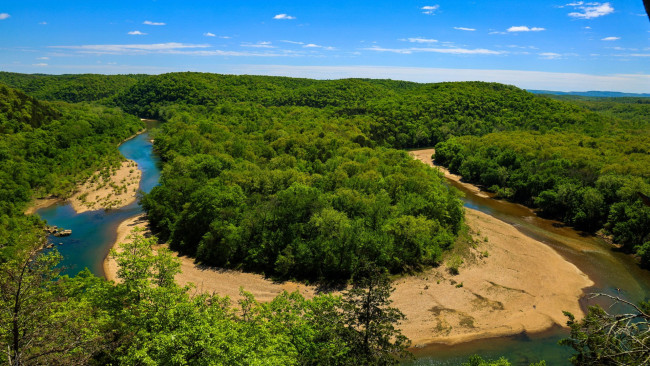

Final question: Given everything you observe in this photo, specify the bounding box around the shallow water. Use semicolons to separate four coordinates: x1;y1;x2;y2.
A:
36;124;161;277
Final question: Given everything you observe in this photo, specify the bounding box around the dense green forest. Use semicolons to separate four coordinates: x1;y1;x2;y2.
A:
0;72;146;103
0;82;142;259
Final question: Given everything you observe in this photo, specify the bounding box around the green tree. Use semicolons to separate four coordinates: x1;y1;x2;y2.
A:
341;264;412;365
0;249;104;365
560;293;650;365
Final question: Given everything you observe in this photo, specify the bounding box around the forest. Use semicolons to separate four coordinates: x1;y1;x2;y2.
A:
0;71;649;364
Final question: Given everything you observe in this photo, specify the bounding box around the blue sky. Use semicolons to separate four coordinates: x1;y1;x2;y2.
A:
1;1;649;92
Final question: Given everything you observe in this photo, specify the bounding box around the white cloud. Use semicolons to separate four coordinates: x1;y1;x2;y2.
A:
454;27;476;31
601;36;620;41
220;36;231;39
204;32;216;37
401;37;438;43
584;26;591;29
301;43;335;51
37;57;49;60
421;5;439;15
143;20;166;26
241;41;275;48
539;52;562;59
49;42;210;55
566;2;614;19
364;46;504;55
128;30;147;35
39;21;47;25
0;13;9;20
273;14;296;20
507;26;546;32
281;40;305;45
32;63;48;67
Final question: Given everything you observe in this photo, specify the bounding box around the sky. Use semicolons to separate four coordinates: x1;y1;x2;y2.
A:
1;1;649;92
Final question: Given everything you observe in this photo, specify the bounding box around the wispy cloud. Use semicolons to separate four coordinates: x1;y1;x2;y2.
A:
143;20;166;26
128;30;147;35
32;63;48;67
601;36;620;41
364;46;504;55
47;44;304;57
421;5;439;15
273;14;296;20
454;27;475;31
564;2;614;19
507;26;546;32
241;41;275;48
281;40;305;45
400;37;438;43
303;43;336;50
539;52;562;59
39;21;47;25
0;13;9;20
49;42;210;55
204;32;216;37
37;56;49;60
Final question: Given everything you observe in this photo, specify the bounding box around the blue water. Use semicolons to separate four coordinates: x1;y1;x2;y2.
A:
36;130;161;277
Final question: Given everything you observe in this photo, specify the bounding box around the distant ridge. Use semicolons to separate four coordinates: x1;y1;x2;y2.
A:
528;89;650;98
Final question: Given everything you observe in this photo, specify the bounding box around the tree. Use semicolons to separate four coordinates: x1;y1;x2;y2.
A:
0;248;103;365
341;263;412;365
560;293;650;365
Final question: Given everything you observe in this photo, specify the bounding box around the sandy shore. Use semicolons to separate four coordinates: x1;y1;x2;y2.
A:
104;214;318;302
68;160;141;214
24;197;60;215
409;148;490;198
393;207;593;346
25;160;141;215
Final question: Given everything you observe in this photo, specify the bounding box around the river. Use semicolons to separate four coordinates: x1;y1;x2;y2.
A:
36;121;161;277
34;137;650;365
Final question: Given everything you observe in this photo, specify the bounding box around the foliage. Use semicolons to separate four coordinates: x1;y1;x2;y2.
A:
0;230;413;365
434;127;650;254
341;264;411;365
0;72;146;103
463;355;546;366
0;249;106;365
560;294;650;365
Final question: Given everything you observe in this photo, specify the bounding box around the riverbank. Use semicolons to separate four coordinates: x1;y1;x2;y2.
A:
409;148;490;198
24;159;141;215
68;160;141;214
403;148;594;345
104;214;319;302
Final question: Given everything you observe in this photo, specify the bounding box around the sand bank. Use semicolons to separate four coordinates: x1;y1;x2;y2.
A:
409;148;490;198
24;159;139;215
67;160;141;214
103;214;318;302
